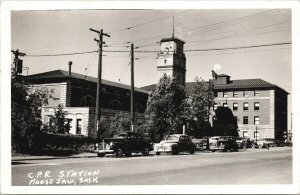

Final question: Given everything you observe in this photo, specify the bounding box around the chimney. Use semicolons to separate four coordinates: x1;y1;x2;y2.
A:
68;61;72;77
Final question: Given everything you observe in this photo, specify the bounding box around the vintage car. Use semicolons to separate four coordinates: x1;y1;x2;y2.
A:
96;132;153;157
256;138;275;148
235;137;253;149
209;136;221;145
236;137;246;149
191;138;207;150
154;134;196;155
209;136;239;152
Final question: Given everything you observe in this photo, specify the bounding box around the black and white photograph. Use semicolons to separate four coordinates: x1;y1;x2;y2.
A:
1;1;300;194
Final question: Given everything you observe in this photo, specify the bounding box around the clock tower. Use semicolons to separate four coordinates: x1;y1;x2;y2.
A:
157;37;186;86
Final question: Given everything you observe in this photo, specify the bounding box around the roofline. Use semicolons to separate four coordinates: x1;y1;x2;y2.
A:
23;69;150;94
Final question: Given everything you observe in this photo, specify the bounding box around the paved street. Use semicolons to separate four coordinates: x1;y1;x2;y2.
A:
12;147;292;185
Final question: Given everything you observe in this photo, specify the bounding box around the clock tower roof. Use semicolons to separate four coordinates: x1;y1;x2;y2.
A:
160;37;185;44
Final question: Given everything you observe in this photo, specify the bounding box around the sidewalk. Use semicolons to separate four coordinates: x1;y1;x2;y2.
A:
11;152;97;161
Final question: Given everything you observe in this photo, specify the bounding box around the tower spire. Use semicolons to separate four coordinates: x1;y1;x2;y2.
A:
172;16;175;38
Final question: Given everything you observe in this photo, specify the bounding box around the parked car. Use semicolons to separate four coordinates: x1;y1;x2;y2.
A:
236;137;252;149
256;138;275;148
209;136;221;145
209;136;239;152
96;132;153;157
236;137;246;149
191;138;207;150
154;134;196;155
274;139;285;147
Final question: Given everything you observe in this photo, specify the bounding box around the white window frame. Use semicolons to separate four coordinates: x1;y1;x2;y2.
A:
243;116;248;124
243;102;249;111
233;91;238;97
233;103;238;111
223;92;228;98
254;102;260;111
254;116;260;125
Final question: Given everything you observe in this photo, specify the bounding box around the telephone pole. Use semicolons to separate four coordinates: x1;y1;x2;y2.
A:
131;43;135;132
11;49;26;76
89;28;110;141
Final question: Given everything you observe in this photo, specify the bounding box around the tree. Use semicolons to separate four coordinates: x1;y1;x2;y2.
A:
11;70;53;153
145;74;186;142
109;112;131;136
184;77;215;138
45;104;69;134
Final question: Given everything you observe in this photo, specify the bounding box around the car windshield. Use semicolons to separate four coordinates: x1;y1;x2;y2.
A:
113;133;127;138
166;135;179;141
219;137;228;141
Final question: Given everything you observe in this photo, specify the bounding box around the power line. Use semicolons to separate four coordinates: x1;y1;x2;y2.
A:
186;46;290;57
24;42;291;57
185;28;291;48
107;10;190;34
184;9;284;38
26;50;97;57
186;42;291;52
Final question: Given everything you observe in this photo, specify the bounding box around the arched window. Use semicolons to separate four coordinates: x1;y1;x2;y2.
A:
79;95;95;107
110;100;122;110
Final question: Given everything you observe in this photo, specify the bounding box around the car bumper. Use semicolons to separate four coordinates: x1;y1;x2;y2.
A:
154;147;173;153
97;149;114;154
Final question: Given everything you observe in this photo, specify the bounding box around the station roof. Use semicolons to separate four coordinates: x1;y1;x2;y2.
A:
141;78;288;94
23;69;149;94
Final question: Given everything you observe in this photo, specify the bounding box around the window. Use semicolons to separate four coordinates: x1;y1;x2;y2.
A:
223;92;228;98
254;102;259;111
254;116;260;125
214;92;218;97
243;131;248;137
213;103;218;111
254;90;260;96
243;91;248;97
76;119;82;134
80;95;95;107
243;116;248;124
254;131;260;140
233;103;238;111
233;91;238;97
243;102;249;111
223;103;228;107
110;100;122;110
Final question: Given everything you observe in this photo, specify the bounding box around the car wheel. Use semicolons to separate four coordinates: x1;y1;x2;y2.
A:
115;148;123;158
190;149;195;154
211;150;215;152
258;144;263;149
172;148;179;155
142;148;149;156
125;152;131;157
156;152;161;155
97;153;105;157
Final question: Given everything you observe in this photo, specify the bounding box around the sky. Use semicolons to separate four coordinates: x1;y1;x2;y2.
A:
11;9;292;129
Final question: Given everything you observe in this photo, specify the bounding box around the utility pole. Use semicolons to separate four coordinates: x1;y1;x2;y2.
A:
11;49;26;76
255;126;258;143
89;28;110;142
131;43;135;132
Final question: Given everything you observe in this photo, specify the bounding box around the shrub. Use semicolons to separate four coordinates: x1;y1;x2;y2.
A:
31;133;97;155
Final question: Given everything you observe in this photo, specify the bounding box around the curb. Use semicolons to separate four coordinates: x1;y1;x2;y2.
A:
11;153;97;161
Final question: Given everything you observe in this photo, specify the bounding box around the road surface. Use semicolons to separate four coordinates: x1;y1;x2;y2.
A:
11;147;292;185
